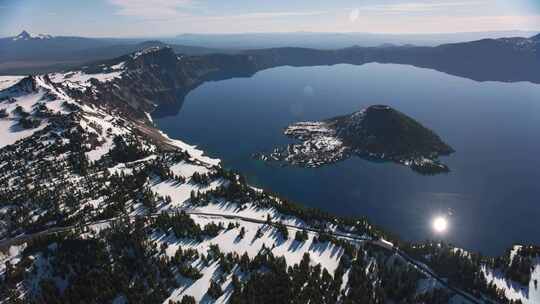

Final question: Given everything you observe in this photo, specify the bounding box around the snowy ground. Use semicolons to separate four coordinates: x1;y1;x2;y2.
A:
82;113;132;162
152;179;225;208
154;214;347;303
258;120;349;168
49;66;125;91
482;259;540;304
158;129;220;166
0;86;48;148
0;118;46;148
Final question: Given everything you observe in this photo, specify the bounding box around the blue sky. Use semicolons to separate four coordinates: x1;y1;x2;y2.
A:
1;0;539;37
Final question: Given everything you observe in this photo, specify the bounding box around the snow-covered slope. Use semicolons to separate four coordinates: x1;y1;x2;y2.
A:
483;264;540;304
0;77;51;148
48;61;126;91
482;245;540;304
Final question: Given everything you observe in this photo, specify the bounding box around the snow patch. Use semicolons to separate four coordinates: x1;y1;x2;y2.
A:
49;70;123;90
158;129;220;166
170;161;210;178
152;179;224;207
482;262;540;304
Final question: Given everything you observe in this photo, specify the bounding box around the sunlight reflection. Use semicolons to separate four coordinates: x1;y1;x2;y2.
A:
432;216;449;234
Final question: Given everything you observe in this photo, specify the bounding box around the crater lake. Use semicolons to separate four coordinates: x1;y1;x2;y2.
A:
155;63;540;255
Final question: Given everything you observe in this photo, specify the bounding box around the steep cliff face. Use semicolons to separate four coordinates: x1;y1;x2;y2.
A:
79;47;199;120
71;47;261;121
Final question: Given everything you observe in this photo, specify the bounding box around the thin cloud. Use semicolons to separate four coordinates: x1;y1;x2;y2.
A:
108;0;197;19
205;11;326;20
108;0;324;22
357;1;488;13
340;13;540;34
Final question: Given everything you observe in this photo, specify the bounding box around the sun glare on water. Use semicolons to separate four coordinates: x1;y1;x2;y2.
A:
432;216;449;233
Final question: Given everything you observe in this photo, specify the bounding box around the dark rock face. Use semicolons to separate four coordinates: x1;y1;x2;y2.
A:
78;47;261;121
329;105;454;158
3;76;37;94
76;47;202;120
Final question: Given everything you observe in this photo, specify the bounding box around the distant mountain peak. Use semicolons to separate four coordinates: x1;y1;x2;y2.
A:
14;30;31;40
531;33;540;41
12;30;53;41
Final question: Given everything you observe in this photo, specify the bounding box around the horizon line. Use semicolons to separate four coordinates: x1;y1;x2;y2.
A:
3;29;540;40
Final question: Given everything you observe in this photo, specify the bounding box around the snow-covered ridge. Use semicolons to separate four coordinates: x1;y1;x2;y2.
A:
132;46;170;59
49;62;126;90
1;68;217;166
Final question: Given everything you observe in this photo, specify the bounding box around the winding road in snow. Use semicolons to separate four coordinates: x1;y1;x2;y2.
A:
0;209;491;304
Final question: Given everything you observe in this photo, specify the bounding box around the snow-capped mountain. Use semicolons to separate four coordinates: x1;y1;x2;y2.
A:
11;30;53;41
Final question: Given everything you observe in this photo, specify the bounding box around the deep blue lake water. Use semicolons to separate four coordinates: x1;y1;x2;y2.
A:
155;63;540;255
